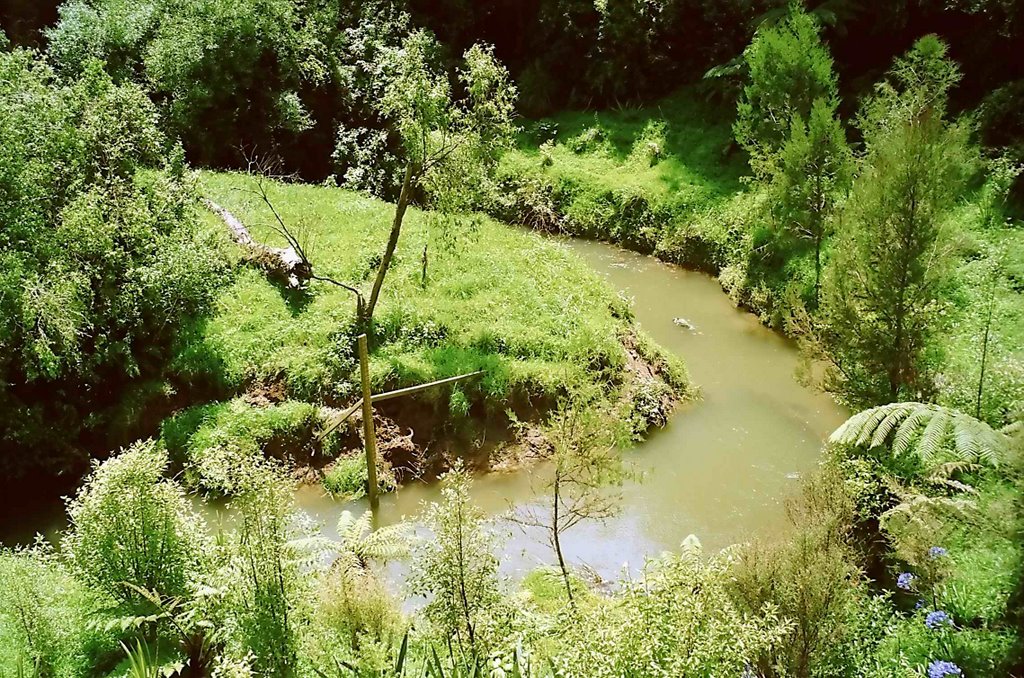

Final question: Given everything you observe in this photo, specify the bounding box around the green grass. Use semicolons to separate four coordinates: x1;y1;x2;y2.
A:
160;396;329;494
937;203;1024;425
163;171;689;492
491;87;748;262
176;172;672;402
506;88;744;203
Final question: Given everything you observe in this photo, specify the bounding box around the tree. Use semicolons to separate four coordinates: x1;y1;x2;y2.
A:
806;36;977;406
773;96;852;303
409;463;508;671
511;402;625;608
362;31;517;326
735;5;838;177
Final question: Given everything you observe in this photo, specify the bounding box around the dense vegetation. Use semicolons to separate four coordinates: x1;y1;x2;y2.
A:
1;1;1023;677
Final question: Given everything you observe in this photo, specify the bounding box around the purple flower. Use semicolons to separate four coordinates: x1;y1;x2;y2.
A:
925;610;952;629
915;599;926;610
929;546;948;559
897;572;916;590
928;660;962;678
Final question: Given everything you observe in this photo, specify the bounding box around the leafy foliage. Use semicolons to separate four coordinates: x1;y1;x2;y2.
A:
0;47;225;475
809;36;978;406
222;462;312;676
64;440;208;602
0;546;118;678
410;465;511;671
829;402;1010;466
557;538;791;677
46;0;408;173
734;6;838;177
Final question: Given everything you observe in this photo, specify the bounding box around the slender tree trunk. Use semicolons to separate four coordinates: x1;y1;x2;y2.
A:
813;233;822;308
551;474;575;609
975;277;996;418
363;162;418;325
421;242;428;287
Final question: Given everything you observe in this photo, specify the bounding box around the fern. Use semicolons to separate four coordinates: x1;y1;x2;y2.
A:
334;510;412;568
830;402;1008;466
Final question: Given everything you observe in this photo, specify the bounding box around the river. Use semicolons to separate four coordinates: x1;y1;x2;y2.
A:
286;237;848;582
1;237;847;582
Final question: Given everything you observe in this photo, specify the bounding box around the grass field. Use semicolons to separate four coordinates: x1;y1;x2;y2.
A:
163;171;689;493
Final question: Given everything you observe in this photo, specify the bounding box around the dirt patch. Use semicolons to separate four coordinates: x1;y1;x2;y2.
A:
243;378;289;407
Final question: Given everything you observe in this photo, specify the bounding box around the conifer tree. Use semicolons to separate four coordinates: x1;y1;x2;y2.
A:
809;36;977;406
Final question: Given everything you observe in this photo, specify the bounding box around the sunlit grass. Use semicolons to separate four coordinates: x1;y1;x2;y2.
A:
173;171;667;408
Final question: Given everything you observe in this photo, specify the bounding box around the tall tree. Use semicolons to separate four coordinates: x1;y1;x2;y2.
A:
807;36;977;406
734;4;838;178
773;96;852;303
362;31;517;326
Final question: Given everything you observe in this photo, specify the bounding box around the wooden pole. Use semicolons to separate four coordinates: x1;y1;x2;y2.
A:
358;334;380;510
317;370;485;440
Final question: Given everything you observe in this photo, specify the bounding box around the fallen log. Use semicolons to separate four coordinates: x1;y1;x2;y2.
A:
202;198;310;288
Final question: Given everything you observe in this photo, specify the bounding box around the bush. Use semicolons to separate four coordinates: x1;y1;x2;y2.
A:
0;48;226;476
0;546;119;678
558;538;791;677
64;440;207;602
730;468;890;677
47;0;411;179
222;462;312;677
303;565;407;677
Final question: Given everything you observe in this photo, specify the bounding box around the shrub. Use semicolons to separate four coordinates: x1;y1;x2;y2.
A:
222;462;312;677
321;454;397;500
410;465;512;670
0;48;226;476
730;468;890;677
64;440;208;603
0;546;119;678
303;565;407;677
558;538;791;677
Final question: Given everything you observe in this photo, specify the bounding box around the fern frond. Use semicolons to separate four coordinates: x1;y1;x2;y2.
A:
870;405;910;448
333;510;412;567
917;408;951;463
830;402;1008;468
892;406;931;457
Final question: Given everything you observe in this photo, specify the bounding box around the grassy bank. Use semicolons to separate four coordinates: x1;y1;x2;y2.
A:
162;172;689;495
491;87;746;265
489;87;1024;426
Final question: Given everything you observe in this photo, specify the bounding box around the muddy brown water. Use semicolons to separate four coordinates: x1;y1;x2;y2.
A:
2;237;847;583
286;237;848;582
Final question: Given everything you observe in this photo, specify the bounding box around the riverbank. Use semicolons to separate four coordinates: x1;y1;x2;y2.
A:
158;171;690;497
489;87;1024;425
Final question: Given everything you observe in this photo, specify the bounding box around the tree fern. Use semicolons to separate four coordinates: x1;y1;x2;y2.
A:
829;402;1008;466
335;510;412;567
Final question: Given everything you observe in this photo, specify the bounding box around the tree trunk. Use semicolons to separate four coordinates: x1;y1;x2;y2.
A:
552;475;576;609
813;234;822;308
363;162;418;325
202;199;310;287
975;278;996;418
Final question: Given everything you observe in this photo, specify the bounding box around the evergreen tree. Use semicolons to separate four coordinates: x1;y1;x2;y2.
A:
809;36;977;406
735;5;838;177
774;97;852;303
